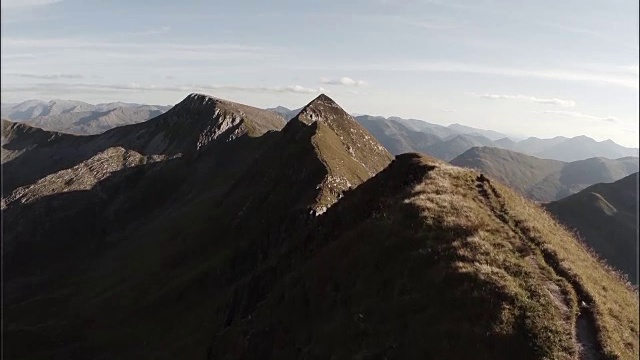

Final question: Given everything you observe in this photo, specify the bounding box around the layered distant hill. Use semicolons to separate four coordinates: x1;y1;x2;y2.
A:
450;146;639;202
267;106;638;162
3;93;637;359
1;99;172;135
545;173;639;284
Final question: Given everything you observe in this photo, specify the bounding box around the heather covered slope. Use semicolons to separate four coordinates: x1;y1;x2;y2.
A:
209;153;638;359
451;146;639;201
545;173;639;284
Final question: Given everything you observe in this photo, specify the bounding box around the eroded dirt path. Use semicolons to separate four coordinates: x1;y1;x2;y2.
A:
475;174;604;360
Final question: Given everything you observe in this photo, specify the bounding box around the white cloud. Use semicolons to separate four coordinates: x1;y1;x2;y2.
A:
305;61;639;90
539;110;618;123
1;37;269;52
1;82;325;95
321;77;368;86
396;15;467;30
476;93;576;107
541;22;639;51
1;37;279;63
1;0;61;9
133;27;171;36
9;73;84;79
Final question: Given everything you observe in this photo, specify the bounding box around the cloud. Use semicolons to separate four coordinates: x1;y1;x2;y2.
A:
300;61;639;90
133;27;171;36
1;0;61;9
321;77;368;86
1;37;269;52
1;37;279;62
395;15;467;30
1;82;326;95
9;73;84;79
541;22;639;51
539;110;618;123
476;94;576;107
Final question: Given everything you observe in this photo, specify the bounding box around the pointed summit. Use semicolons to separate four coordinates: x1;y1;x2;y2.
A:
142;92;285;153
294;94;346;125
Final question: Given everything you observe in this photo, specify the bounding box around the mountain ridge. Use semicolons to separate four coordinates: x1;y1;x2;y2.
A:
2;93;638;359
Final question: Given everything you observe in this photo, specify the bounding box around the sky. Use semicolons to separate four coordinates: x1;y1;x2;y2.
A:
1;0;638;146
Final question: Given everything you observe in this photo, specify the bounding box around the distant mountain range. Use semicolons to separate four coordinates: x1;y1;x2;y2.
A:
546;173;639;284
1;99;172;135
450;146;639;202
353;114;638;162
268;106;638;162
4;100;637;162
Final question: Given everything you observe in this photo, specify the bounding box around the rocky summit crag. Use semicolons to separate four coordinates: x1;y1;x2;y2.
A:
2;93;638;360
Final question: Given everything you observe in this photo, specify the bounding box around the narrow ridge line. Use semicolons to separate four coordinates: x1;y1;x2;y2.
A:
474;174;605;360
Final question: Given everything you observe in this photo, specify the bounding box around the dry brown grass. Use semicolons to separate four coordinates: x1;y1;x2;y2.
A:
494;181;639;359
403;156;637;359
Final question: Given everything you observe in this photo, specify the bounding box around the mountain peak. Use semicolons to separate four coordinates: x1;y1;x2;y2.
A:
294;94;345;125
173;93;223;112
309;93;338;106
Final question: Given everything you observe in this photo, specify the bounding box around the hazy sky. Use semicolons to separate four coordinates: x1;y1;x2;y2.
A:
1;0;638;146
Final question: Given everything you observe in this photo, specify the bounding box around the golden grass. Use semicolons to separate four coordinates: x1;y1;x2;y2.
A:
404;156;637;359
495;181;639;359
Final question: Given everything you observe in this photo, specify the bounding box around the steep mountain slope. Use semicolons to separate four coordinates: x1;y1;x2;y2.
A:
2;95;637;360
545;173;639;284
208;153;638;359
1;93;285;194
451;147;639;201
2;93;391;359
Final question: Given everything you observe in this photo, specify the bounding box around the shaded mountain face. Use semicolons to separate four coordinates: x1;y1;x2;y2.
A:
451;146;639;202
2;94;637;360
1;93;286;195
1;99;172;135
545;173;639;284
